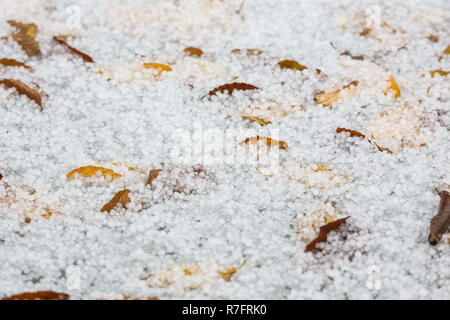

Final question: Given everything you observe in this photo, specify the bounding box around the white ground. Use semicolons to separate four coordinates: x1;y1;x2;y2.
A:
0;0;449;299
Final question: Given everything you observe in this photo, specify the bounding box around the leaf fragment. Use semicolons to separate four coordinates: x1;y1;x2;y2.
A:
315;81;358;107
429;70;449;77
146;169;162;186
305;217;350;252
184;47;204;57
53;37;94;63
427;35;439;43
429;188;450;245
66;166;122;179
0;79;43;110
336;127;365;138
385;76;401;98
3;291;69;300
439;45;450;61
207;82;259;96
7;20;41;57
231;48;263;56
341;50;364;60
277;59;307;71
239;135;288;150
101;189;131;213
241;114;271;126
143;63;172;77
0;58;32;70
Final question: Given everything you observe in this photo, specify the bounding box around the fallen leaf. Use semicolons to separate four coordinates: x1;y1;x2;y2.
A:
146;169;162;187
0;58;32;70
315;81;358;107
7;20;41;57
427;35;439;43
341;50;364;60
298;201;341;242
336;127;365;138
143;63;172;77
241;114;271;126
429;188;450;245
53;36;94;63
439;45;450;61
385;76;401;98
430;70;449;77
239;135;288;150
101;189;131;213
305;217;350;252
231;48;263;56
67;166;121;179
0;79;43;110
3;291;69;300
360;28;371;36
207;82;259;96
277;59;307;71
184;47;204;57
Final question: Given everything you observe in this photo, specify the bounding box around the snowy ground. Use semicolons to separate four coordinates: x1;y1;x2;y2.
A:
0;0;449;299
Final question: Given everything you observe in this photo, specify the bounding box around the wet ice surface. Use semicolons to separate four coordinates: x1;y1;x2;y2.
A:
0;0;449;299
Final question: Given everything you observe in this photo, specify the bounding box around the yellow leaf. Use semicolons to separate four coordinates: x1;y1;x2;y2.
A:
67;166;121;179
385;76;401;98
315;81;358;107
241;114;271;126
143;63;172;77
429;70;449;77
277;59;307;71
101;189;131;213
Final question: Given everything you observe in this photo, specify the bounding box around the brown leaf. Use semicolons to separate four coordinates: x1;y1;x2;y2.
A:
239;135;288;150
231;48;263;56
277;59;307;71
341;51;364;60
146;169;162;187
360;28;371;37
427;35;439;43
3;291;69;300
430;70;449;77
7;20;41;57
0;58;32;70
336;127;365;138
305;217;350;253
207;82;259;96
101;189;131;213
184;47;204;57
429;188;450;245
0;79;43;110
0;173;2;180
53;37;94;63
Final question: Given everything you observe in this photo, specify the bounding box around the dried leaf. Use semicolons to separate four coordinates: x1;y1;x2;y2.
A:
427;35;439;43
231;48;263;56
341;50;364;60
217;260;246;281
336;127;365;139
101;189;131;213
7;20;41;57
3;291;69;300
207;82;259;96
430;70;449;77
429;188;450;245
0;173;2;180
239;135;288;150
67;166;122;179
0;79;43;110
297;201;341;242
277;59;307;71
438;45;450;61
53;37;94;63
385;76;401;98
146;169;162;186
143;63;172;77
360;28;371;36
305;217;350;252
184;47;203;57
0;58;32;70
241;114;271;126
315;81;358;107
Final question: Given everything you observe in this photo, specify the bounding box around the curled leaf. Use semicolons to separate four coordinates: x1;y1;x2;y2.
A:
7;20;41;57
341;50;364;60
336;127;365;139
305;217;350;252
207;82;259;96
67;166;121;179
101;189;131;213
3;291;69;300
429;188;450;245
184;47;204;57
277;59;307;71
241;114;271;126
429;70;449;77
0;79;43;110
0;58;32;70
53;37;94;63
239;135;288;150
143;63;172;77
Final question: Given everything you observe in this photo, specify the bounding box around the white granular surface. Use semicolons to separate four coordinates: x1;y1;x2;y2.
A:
0;0;449;300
